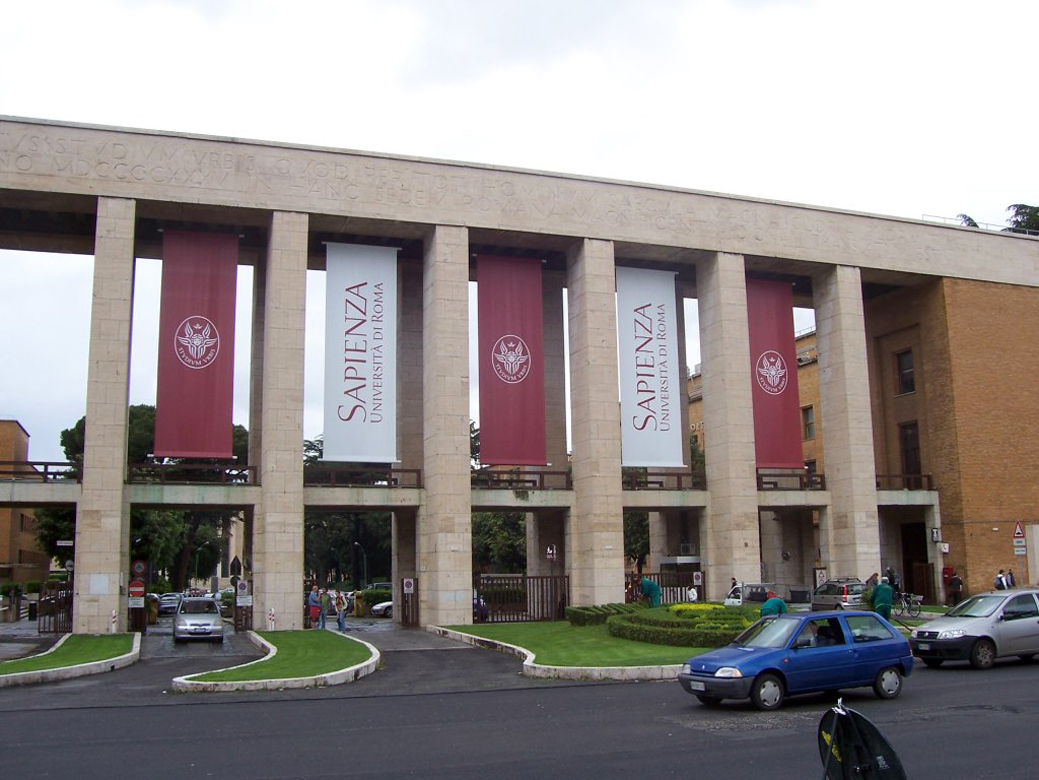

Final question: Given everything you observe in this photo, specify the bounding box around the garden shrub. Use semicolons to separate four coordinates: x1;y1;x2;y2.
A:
565;602;643;626
605;604;754;647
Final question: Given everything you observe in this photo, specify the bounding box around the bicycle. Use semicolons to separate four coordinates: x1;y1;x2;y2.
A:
894;592;921;618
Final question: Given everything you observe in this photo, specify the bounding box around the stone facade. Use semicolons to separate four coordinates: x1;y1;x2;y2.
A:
1;116;1037;629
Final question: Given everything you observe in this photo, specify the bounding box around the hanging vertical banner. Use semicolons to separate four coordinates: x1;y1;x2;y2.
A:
477;255;546;465
746;277;803;468
155;231;239;458
323;243;399;462
616;267;685;467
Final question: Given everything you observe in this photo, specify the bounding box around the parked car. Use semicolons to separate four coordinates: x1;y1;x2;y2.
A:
370;600;393;618
811;578;865;611
678;611;913;710
910;589;1039;669
158;593;182;615
368;582;393;592
723;583;775;607
173;597;224;642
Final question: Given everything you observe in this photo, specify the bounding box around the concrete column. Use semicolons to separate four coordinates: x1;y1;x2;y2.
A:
543;269;568;469
392;508;418;623
74;197;136;633
566;238;624;605
418;225;472;625
647;512;667;571
398;258;424;470
253;211;308;629
814;265;881;579
696;252;760;598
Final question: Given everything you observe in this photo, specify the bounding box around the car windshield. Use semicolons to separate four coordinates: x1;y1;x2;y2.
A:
181;600;219;614
734;617;799;648
946;595;1004;617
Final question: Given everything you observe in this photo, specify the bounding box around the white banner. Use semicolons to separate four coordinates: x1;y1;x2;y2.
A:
323;243;398;462
616;267;685;467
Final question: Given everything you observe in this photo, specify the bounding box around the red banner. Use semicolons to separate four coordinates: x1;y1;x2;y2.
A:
476;255;546;465
746;277;802;468
154;231;239;458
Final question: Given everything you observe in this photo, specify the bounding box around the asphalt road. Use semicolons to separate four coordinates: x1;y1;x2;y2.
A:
2;626;1038;779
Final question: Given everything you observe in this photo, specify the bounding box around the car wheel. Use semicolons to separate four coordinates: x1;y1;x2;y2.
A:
750;673;784;711
969;639;996;670
696;695;722;707
873;666;903;699
385;606;392;619
923;658;944;669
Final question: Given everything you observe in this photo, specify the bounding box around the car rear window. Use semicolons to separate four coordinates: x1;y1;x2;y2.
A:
846;583;864;595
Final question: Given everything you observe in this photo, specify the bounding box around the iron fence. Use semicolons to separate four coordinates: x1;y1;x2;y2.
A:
475;574;569;622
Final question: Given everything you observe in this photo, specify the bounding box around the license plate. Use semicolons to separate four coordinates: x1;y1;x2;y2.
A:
192;627;210;634
689;681;705;691
918;643;930;651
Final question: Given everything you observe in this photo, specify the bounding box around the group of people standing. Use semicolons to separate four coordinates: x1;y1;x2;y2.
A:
994;568;1017;590
307;585;350;632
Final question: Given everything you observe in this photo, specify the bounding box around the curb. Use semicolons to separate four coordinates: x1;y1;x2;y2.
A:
171;630;380;692
427;626;682;681
0;633;141;688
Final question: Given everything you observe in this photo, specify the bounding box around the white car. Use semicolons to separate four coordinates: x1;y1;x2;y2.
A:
370;600;393;618
174;597;225;642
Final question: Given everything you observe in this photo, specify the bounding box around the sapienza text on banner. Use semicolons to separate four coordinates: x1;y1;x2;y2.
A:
338;281;386;424
631;302;672;433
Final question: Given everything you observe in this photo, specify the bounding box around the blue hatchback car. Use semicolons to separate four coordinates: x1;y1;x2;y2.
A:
678;610;913;710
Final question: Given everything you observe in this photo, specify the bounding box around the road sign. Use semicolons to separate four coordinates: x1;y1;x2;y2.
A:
1014;521;1025;539
403;578;415;594
693;571;703;586
128;579;146;598
1014;547;1027;556
1014;538;1026;547
128;597;144;608
64;559;74;571
56;540;73;547
131;559;147;576
546;544;557;560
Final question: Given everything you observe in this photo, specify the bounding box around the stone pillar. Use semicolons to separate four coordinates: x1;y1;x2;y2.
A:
392;508;418;623
647;512;667;571
253;211;308;629
397;258;424;470
418;225;472;625
566;239;624;605
696;252;760;599
74;197;136;634
814;265;881;579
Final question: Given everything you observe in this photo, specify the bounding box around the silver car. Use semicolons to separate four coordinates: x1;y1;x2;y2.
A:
811;578;865;610
910;589;1039;669
173;597;225;643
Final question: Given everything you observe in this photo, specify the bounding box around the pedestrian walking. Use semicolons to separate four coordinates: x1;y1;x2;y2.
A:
872;576;894;621
319;588;330;629
948;569;963;606
994;569;1007;590
1006;568;1016;588
307;585;321;629
336;591;347;632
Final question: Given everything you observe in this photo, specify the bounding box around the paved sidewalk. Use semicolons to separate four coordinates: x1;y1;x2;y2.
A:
0;618;59;661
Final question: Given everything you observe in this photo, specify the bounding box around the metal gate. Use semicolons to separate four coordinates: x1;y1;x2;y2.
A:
475;575;570;623
38;580;73;634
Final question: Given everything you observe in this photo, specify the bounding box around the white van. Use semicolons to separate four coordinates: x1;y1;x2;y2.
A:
723;583;775;607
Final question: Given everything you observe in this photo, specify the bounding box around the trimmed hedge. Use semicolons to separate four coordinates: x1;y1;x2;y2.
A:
565;602;644;626
605;604;755;647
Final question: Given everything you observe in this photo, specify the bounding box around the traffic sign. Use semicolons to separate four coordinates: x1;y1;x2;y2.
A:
56;540;73;547
403;578;415;594
128;579;146;598
546;544;557;560
131;559;147;576
1014;521;1025;539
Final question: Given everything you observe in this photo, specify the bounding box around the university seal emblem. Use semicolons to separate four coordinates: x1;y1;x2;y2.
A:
491;335;531;384
755;350;788;395
175;316;220;370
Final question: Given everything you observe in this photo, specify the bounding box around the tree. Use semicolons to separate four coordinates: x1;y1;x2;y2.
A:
959;203;1039;234
472;512;526;573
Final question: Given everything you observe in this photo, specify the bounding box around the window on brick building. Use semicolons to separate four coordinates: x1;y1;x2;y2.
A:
801;405;815;440
895;350;915;395
899;422;922;489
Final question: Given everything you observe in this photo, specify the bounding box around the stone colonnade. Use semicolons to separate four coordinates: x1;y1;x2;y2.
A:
71;208;881;631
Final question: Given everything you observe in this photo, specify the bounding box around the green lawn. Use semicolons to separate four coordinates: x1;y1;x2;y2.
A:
186;630;373;682
446;621;708;667
0;634;133;675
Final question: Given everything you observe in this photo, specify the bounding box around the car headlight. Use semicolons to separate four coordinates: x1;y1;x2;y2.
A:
714;667;743;679
938;629;966;640
681;663;692;674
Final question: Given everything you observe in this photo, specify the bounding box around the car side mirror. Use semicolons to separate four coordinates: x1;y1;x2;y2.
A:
794;638;812;649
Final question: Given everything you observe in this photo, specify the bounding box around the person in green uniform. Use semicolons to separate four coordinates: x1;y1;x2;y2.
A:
872;576;894;620
760;595;787;616
639;577;662;607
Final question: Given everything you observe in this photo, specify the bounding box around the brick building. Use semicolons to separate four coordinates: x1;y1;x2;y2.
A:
0;420;50;586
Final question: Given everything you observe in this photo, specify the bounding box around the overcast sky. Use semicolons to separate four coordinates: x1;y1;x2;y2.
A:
2;0;1036;462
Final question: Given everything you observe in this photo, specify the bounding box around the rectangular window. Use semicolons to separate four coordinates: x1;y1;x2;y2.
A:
801;406;815;440
899;422;921;488
896;350;915;395
805;460;817;476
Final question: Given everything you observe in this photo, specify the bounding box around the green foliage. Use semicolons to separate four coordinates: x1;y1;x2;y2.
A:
623;511;648;568
565;602;644;626
472;512;527;573
1;583;21;598
24;581;41;594
605;605;753;647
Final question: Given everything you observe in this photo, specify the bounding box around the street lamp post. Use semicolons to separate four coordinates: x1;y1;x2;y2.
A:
353;541;368;590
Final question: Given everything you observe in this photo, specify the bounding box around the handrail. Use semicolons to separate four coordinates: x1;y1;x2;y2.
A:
621;470;707;491
875;474;934;491
470;469;572;490
0;461;81;483
304;465;422;489
126;462;256;485
756;470;827;491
